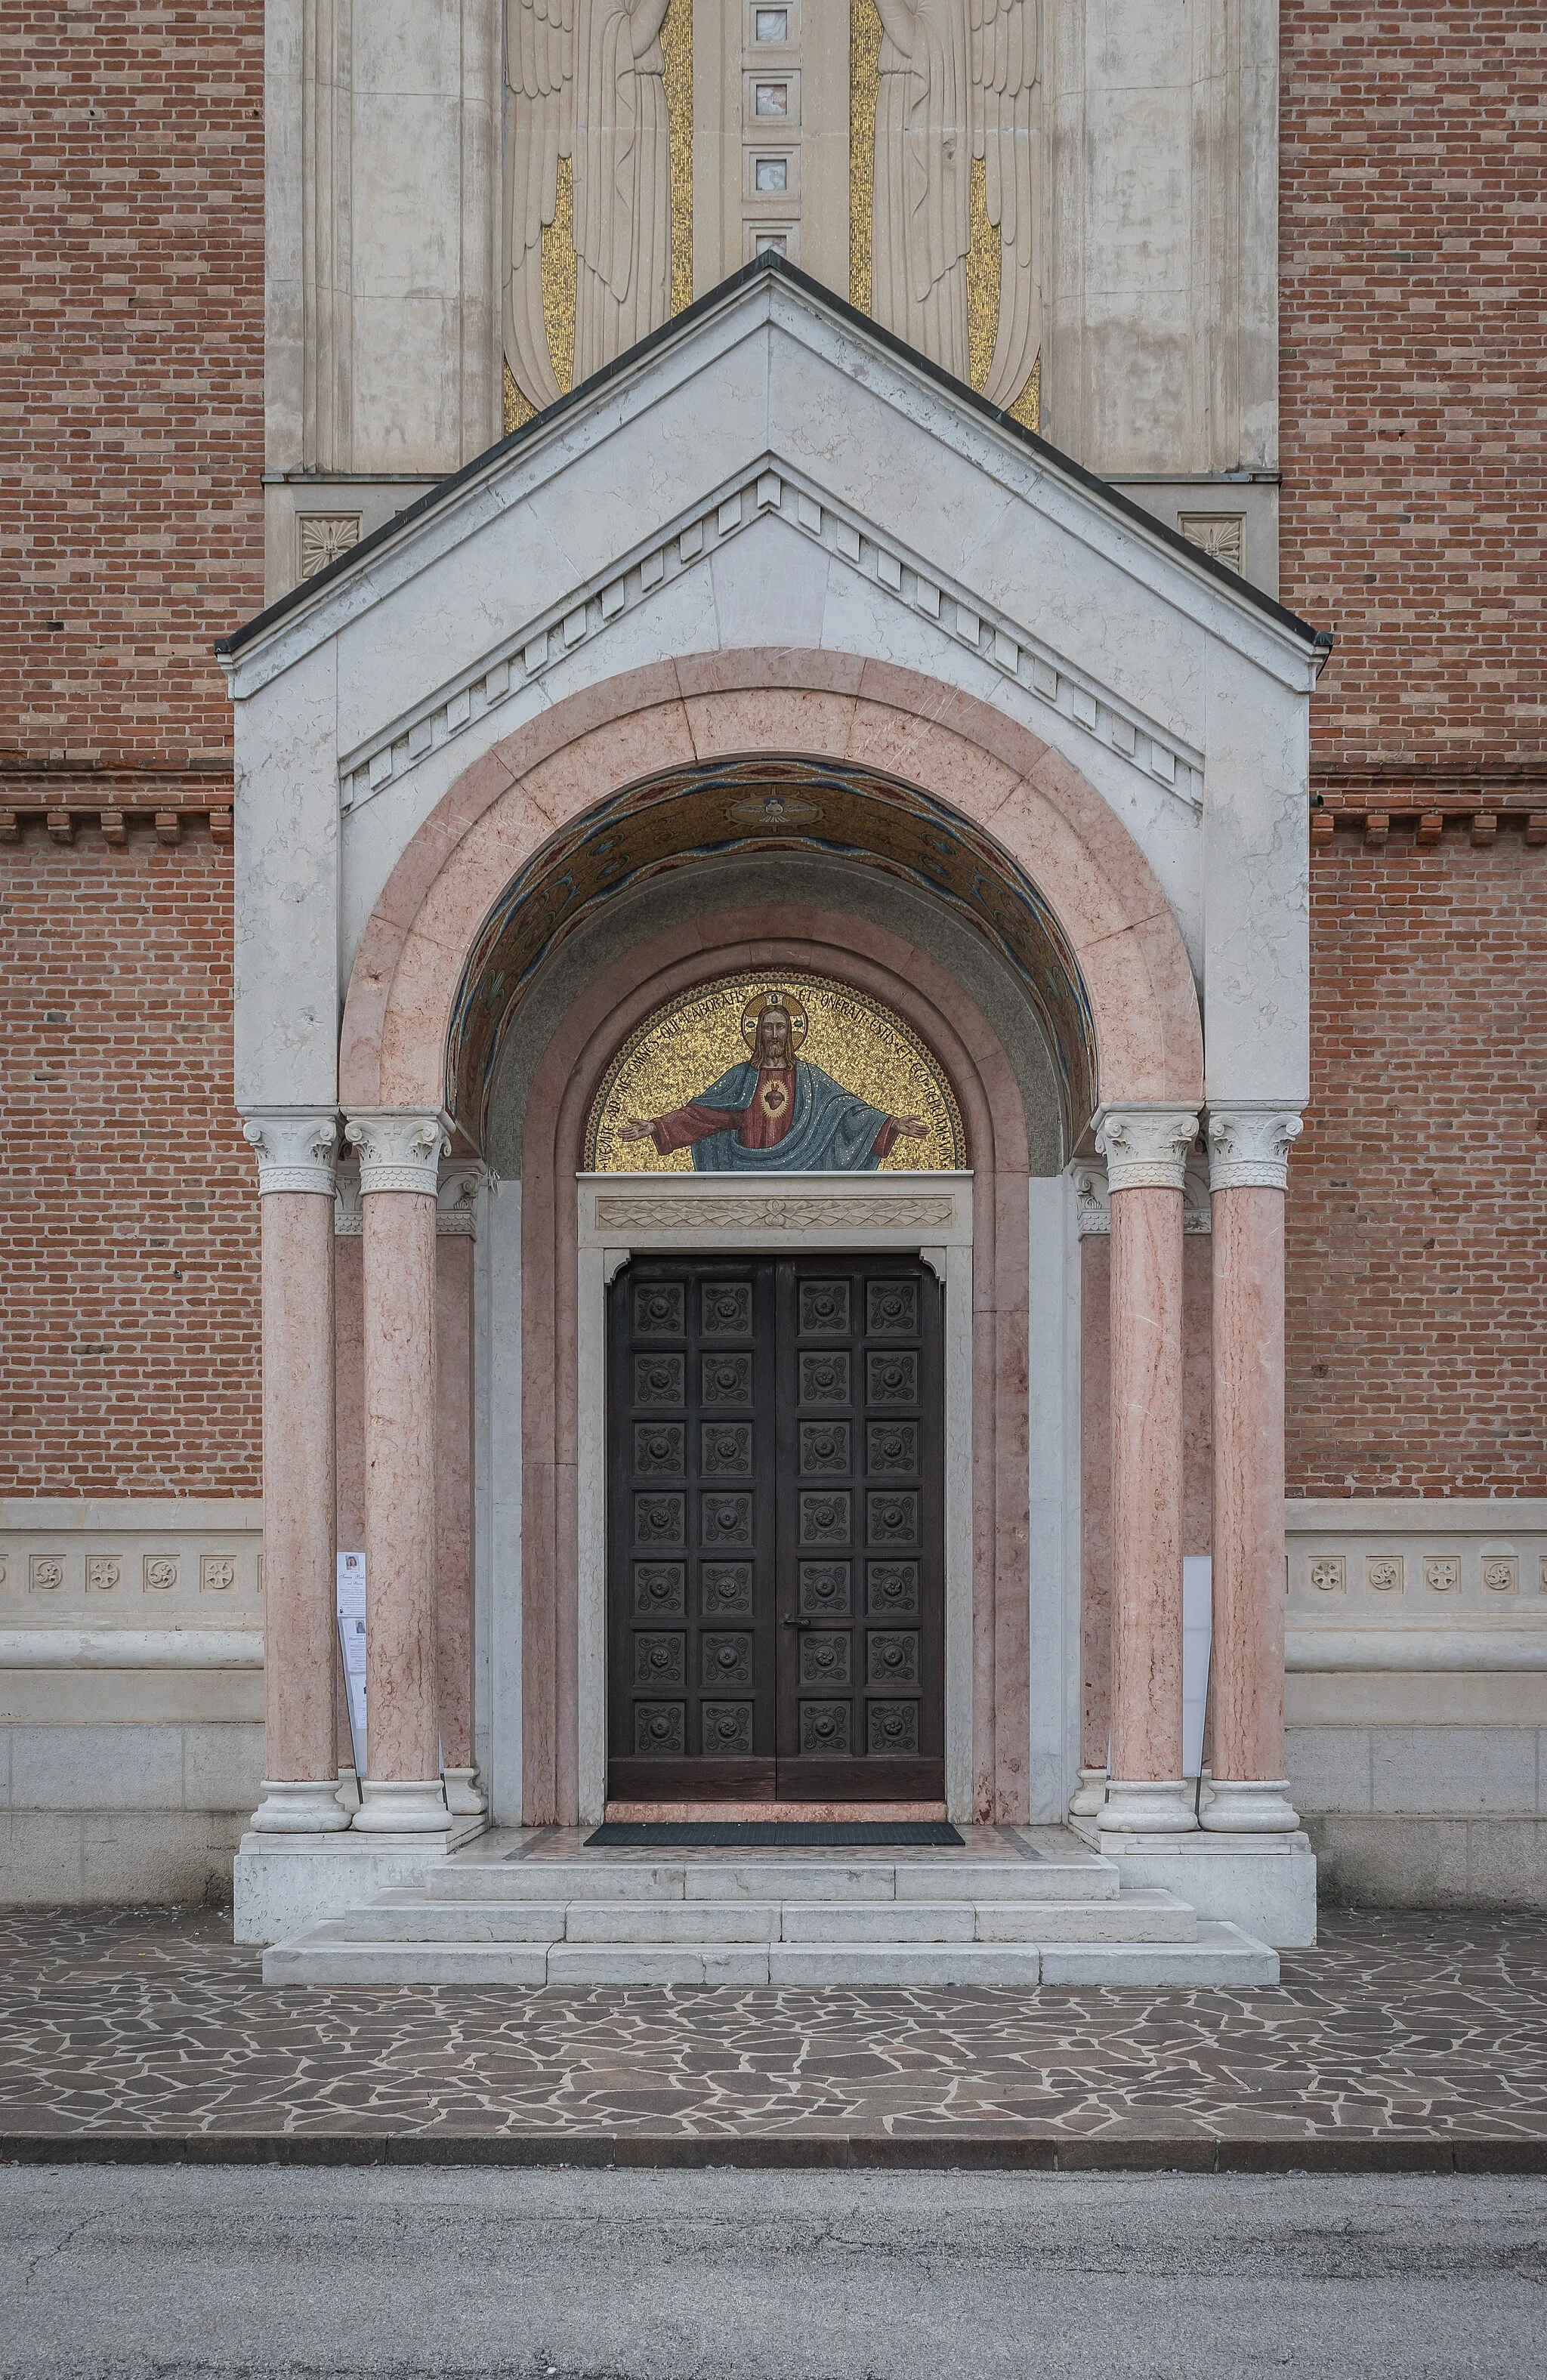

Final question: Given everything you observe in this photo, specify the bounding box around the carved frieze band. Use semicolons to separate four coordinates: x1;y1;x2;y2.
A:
1207;1107;1304;1193
592;1193;958;1234
1093;1108;1200;1196
336;465;1201;816
342;1110;453;1199
242;1110;339;1197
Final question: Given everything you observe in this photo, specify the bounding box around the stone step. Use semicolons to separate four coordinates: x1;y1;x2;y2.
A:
1035;1924;1278;1986
264;1937;551;1986
780;1890;1197;1945
305;1899;570;1943
261;1919;1275;1989
421;1857;1120;1905
310;1886;1194;1948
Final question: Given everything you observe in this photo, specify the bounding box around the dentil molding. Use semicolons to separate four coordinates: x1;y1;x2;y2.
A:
335;463;1203;819
241;1109;338;1196
343;1110;453;1198
1207;1107;1304;1193
1092;1107;1200;1196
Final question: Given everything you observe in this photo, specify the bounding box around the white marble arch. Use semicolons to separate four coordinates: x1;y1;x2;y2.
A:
574;1173;976;1823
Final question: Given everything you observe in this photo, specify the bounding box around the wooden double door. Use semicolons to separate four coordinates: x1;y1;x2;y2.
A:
607;1254;945;1802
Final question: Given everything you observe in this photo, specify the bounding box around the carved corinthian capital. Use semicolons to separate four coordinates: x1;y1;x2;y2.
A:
241;1109;339;1196
343;1109;453;1197
1092;1107;1200;1195
1207;1107;1304;1194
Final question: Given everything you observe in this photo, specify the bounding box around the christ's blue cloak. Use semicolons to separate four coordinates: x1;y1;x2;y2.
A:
686;1060;894;1172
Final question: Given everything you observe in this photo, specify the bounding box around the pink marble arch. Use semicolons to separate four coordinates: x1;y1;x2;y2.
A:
336;654;1205;1825
339;653;1203;1116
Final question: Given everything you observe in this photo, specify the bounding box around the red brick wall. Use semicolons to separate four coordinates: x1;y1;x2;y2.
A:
1287;820;1547;1496
1280;6;1547;1494
1;7;264;1496
1280;2;1547;795
1;2;265;786
0;816;260;1494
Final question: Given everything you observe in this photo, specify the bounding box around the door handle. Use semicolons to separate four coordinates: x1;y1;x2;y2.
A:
780;1614;813;1630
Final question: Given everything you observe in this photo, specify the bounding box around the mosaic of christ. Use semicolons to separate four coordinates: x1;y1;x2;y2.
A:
586;975;965;1175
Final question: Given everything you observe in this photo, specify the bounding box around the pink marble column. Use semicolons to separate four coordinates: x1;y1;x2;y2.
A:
1204;1107;1304;1832
241;1113;349;1833
1093;1107;1199;1834
344;1109;452;1834
434;1176;487;1817
1070;1171;1113;1817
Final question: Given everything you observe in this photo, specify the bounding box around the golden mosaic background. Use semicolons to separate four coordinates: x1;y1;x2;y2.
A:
586;971;965;1173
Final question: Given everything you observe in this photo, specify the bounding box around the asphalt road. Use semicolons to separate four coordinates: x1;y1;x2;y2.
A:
2;2165;1543;2379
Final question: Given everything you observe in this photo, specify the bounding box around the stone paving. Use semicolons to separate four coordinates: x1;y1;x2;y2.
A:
1;1905;1545;2165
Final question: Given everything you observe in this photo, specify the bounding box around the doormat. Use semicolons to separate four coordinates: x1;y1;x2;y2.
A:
582;1820;965;1848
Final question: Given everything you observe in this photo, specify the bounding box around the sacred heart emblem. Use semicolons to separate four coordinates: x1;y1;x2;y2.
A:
761;1081;789;1117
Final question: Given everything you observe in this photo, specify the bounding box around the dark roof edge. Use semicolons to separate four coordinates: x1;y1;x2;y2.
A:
216;252;1332;662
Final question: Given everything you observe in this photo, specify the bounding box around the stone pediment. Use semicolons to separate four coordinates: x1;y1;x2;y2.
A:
220;261;1325;830
221;259;1327;1125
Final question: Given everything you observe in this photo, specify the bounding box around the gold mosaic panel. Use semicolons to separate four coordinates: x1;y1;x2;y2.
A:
965;157;999;396
662;0;693;319
542;156;577;397
848;0;881;316
587;971;965;1173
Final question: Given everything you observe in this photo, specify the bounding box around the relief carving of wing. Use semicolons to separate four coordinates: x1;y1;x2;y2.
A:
505;0;574;411
970;0;1039;412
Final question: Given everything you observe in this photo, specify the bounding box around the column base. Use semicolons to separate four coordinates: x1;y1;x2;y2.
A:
1201;1777;1302;1835
441;1767;489;1817
352;1777;452;1834
249;1779;353;1835
1067;1767;1108;1820
1098;1777;1198;1835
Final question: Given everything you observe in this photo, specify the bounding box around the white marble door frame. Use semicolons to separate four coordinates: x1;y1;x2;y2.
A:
573;1171;976;1824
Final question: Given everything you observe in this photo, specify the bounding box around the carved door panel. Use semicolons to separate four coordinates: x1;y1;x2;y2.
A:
608;1258;780;1801
774;1259;944;1802
607;1255;944;1804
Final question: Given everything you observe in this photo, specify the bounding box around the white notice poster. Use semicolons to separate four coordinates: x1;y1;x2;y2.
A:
1181;1554;1213;1781
336;1551;367;1778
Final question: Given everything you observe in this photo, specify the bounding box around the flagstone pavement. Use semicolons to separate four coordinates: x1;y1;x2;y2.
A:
2;1905;1545;2165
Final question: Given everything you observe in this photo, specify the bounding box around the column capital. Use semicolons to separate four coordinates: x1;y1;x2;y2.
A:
242;1108;339;1196
436;1162;485;1237
1073;1164;1110;1237
1092;1105;1199;1194
344;1108;453;1196
1207;1106;1304;1193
